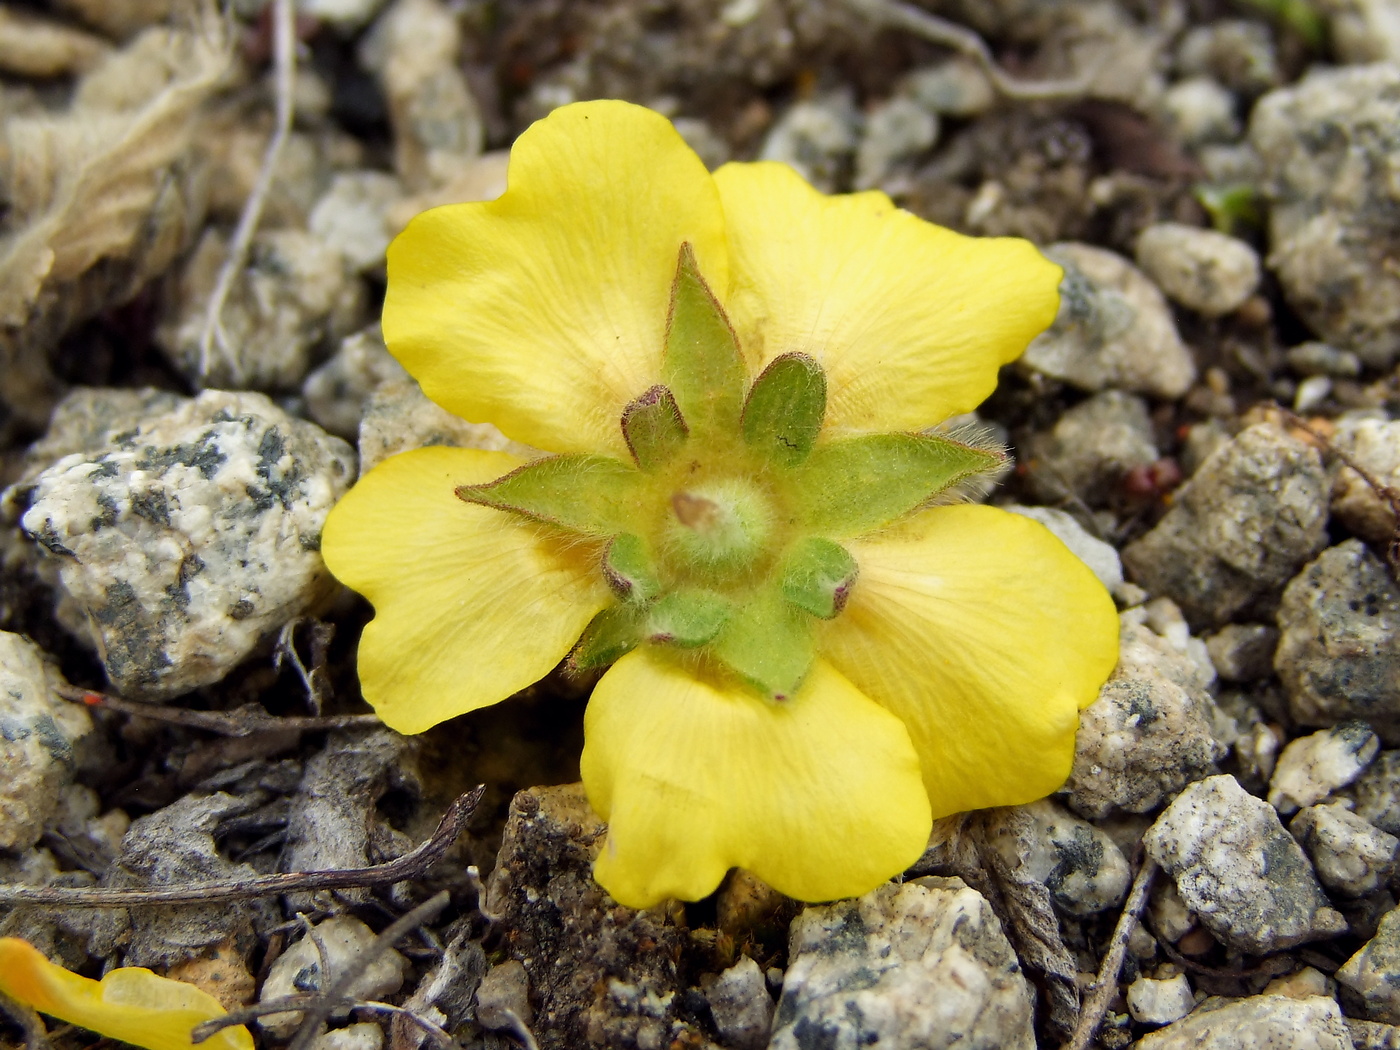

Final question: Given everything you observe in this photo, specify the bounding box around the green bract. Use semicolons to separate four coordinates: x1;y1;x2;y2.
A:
455;245;1007;700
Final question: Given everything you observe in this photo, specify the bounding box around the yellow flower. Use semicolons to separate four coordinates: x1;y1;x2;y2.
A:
322;100;1119;909
0;937;253;1050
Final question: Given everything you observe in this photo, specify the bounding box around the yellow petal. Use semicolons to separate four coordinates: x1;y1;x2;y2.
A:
581;650;931;907
713;161;1060;432
821;505;1119;817
383;100;729;458
321;446;611;734
0;938;253;1050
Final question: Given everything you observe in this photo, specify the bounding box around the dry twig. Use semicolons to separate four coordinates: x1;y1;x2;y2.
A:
56;683;382;737
1061;856;1158;1050
197;0;295;383
845;0;1101;100
0;788;483;908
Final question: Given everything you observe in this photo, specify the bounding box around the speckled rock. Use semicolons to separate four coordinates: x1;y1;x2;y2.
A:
1315;0;1400;64
1002;505;1123;595
0;632;91;851
1144;775;1346;955
359;0;482;191
1276;540;1400;741
1250;63;1400;367
18;390;355;698
1341;907;1400;1023
1331;415;1400;547
1205;623;1279;683
1174;21;1281;95
1064;618;1225;819
769;876;1034;1050
1292;803;1399;897
1135;994;1353;1049
1020;242;1196;399
308;170;403;274
759;92;860;193
357;377;535;476
1270;723;1381;813
1122;422;1329;628
1134;223;1261;317
1160;77;1240;146
301;327;409;441
854;96;937;191
703;957;772;1050
158;228;365;390
1127;972;1195;1025
1023;389;1159;508
484;783;706;1050
984;799;1129;915
259;916;409;1037
1349;752;1400;836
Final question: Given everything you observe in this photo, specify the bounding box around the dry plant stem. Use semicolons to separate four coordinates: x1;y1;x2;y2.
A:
845;0;1099;100
55;683;382;736
498;1007;542;1050
0;787;483;907
0;989;53;1050
1061;857;1158;1050
197;0;296;384
286;891;452;1050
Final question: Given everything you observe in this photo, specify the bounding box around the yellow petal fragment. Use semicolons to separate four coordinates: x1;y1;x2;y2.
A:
321;446;611;734
0;938;253;1050
713;161;1060;432
384;100;729;457
581;650;931;908
821;505;1119;817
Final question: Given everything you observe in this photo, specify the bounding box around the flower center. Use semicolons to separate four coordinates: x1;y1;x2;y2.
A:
661;477;775;581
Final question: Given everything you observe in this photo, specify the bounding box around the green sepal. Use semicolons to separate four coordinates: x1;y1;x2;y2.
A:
647;588;731;648
711;586;815;701
791;433;1006;537
621;385;688;472
780;537;858;619
742;353;826;467
455;454;645;536
570;604;642;671
603;533;662;602
662;243;745;437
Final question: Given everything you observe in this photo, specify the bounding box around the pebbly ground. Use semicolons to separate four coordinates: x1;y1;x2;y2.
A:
2;1;1400;1048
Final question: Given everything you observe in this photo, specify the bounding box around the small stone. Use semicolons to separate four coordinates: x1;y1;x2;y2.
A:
759;92;860;193
1160;77;1240;146
1287;342;1364;379
704;957;773;1050
1294;376;1333;414
1316;0;1400;64
158;228;365;390
1134;223;1261;317
1064;619;1226;819
308;171;403;274
1127;973;1195;1025
1144;774;1346;955
1331;415;1400;547
1347;1017;1400;1050
1262;966;1334;1000
1292;803;1399;897
357;377;536;476
1002;506;1123;596
19;390;355;698
1149;878;1198;943
1020;243;1196;399
1022;390;1159;508
1174;21;1281;95
164;938;255;1011
309;1024;384;1050
1250;64;1400;367
359;0;482;191
1122;422;1329;629
302;327;409;441
769;877;1035;1050
1205;624;1278;683
854;96;938;191
1269;723;1381;814
1275;540;1400;741
299;0;389;31
1134;995;1352;1050
258;916;409;1038
901;56;995;117
1341;907;1400;1023
475;959;532;1030
985;799;1130;915
1349;752;1400;836
0;632;92;851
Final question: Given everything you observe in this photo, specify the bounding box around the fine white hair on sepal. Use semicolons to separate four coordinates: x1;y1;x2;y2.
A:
925;415;1012;505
